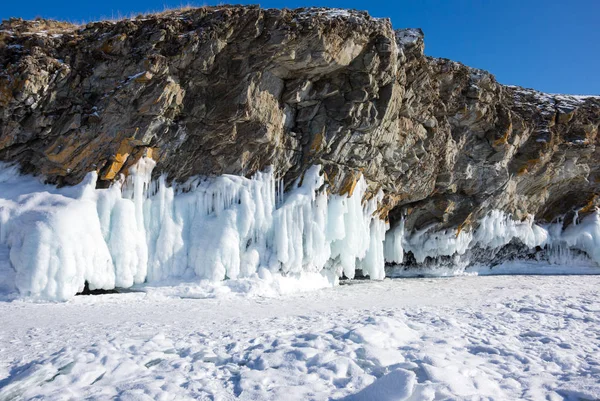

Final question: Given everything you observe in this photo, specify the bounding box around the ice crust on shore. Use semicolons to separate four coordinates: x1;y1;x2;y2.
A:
0;160;386;300
1;159;599;300
391;208;600;269
397;210;551;264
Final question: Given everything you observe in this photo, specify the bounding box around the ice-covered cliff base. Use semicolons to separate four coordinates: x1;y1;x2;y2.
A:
1;160;599;301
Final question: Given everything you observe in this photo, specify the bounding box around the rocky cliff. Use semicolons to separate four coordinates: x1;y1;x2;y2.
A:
1;6;599;244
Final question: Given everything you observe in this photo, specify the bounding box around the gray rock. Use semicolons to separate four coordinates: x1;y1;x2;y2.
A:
0;7;599;235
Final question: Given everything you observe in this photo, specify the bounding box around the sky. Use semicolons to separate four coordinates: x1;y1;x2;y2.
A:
1;0;598;95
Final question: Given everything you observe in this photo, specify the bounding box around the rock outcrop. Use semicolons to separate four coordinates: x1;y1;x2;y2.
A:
1;5;599;236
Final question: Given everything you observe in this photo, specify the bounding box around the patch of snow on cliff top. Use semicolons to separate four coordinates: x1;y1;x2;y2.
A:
299;8;353;17
508;85;600;106
296;8;381;22
395;28;423;46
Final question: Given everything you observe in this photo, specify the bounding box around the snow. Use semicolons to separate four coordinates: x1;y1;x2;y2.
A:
296;8;365;21
298;8;355;19
344;368;417;401
0;275;599;400
508;85;600;108
395;28;423;47
294;8;386;27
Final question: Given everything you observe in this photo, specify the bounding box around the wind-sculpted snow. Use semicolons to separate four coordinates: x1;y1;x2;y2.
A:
1;276;599;400
1;159;600;300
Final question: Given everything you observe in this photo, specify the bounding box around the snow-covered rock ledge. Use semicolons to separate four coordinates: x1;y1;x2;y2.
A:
1;159;599;301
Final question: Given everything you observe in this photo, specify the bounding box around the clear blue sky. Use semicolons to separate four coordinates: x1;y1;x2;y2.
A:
2;0;598;95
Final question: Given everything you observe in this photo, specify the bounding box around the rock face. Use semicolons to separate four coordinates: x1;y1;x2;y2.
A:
1;6;599;235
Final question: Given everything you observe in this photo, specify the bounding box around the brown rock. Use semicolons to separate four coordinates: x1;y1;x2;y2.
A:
0;6;598;235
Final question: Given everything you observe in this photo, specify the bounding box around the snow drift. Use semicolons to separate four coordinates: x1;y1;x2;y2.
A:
1;160;599;300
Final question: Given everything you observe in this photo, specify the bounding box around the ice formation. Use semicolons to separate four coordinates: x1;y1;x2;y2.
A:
389;207;600;269
1;158;600;300
0;160;386;300
397;210;550;264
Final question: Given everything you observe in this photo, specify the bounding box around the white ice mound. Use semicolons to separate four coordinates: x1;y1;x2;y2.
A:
0;168;114;300
0;160;386;300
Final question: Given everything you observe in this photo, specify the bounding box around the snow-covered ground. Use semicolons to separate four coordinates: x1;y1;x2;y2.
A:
1;275;599;401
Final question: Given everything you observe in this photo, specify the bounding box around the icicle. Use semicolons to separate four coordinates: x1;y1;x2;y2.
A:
0;161;394;300
328;179;388;279
384;216;405;264
561;210;600;264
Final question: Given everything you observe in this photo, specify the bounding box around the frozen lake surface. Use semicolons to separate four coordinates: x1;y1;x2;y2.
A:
1;274;599;400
